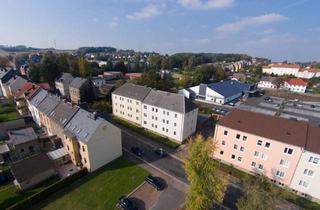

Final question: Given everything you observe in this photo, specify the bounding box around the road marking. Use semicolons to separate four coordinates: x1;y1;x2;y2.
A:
123;130;184;163
123;148;189;188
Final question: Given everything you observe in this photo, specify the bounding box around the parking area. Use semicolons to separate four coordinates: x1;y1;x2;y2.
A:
241;96;320;125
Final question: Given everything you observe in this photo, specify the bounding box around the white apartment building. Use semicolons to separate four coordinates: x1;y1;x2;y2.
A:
26;88;48;126
290;125;320;202
257;76;277;89
282;79;307;93
112;83;151;125
142;90;198;142
112;83;198;143
262;64;300;76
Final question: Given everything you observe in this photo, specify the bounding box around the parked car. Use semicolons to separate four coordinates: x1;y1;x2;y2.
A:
145;175;164;191
131;147;144;157
293;103;303;108
116;196;138;210
310;105;316;108
153;148;167;157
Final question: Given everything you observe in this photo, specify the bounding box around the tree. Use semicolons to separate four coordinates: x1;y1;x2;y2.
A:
103;61;113;71
134;53;141;62
0;56;10;68
78;56;90;77
149;55;162;70
161;57;169;70
236;175;277;210
57;53;70;73
274;77;285;88
193;65;214;84
214;65;227;81
28;62;41;82
184;134;227;210
114;61;128;73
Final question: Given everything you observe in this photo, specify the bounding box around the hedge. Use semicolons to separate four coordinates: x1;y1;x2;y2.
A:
7;168;88;210
111;115;180;148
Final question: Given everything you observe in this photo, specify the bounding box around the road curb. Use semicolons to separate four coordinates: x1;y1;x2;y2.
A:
127;181;146;197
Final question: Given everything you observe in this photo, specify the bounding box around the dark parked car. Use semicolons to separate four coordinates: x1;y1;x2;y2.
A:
310;104;316;108
145;175;164;191
153;148;167;157
116;196;138;210
131;147;144;157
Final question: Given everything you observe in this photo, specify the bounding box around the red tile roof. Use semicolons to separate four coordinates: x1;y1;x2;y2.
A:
299;68;320;73
37;83;51;90
263;63;301;69
286;78;307;86
13;82;34;98
217;109;308;148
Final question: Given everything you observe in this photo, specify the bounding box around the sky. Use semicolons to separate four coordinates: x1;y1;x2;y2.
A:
0;0;319;62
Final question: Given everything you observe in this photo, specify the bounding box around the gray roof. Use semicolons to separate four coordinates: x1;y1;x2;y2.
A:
69;77;87;89
8;127;38;146
10;153;54;183
143;90;198;113
37;94;61;116
49;101;79;127
64;108;103;143
112;83;151;101
30;89;48;108
0;69;16;83
47;147;68;160
8;76;27;93
56;73;74;85
260;76;276;83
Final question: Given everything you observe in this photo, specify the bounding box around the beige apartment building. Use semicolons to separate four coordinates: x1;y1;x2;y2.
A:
62;108;122;172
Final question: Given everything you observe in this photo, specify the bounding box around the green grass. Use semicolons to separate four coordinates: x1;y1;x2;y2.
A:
0;103;19;122
31;158;148;210
112;115;181;149
0;176;60;209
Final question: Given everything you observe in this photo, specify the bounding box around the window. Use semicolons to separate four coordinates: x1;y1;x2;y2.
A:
224;130;228;136
162;127;165;131
136;101;139;105
166;129;168;132
67;146;69;151
136;117;139;120
254;151;259;157
231;154;235;159
304;169;314;177
163;110;165;114
162;119;165;123
251;161;256;167
276;170;285;178
84;158;87;164
240;146;244;152
222;140;226;146
257;140;263;146
237;157;242;162
280;159;290;167
144;121;147;125
233;144;238;150
242;136;247;141
152;108;154;111
166;120;169;124
144;105;147;109
175;113;177;118
265;142;271;148
261;153;268;160
152;124;154;127
236;134;240;139
155;125;157;128
309;156;319;164
155;108;158;113
299;180;309;188
82;146;85;152
136;109;139;113
174;123;177;127
152;116;154;120
20;148;24;153
29;146;34;153
174;131;176;135
220;150;224;155
284;147;293;155
258;164;264;170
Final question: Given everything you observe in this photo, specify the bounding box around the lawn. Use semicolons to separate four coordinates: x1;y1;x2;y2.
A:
31;158;149;210
112;115;181;149
0;103;19;122
0;176;60;209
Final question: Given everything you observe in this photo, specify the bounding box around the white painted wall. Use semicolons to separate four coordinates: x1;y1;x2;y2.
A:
290;151;320;201
258;81;277;89
112;93;142;125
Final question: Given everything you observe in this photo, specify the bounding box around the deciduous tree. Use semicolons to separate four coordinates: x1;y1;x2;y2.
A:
184;134;227;210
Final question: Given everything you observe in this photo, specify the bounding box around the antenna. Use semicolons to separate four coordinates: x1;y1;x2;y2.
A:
53;39;57;49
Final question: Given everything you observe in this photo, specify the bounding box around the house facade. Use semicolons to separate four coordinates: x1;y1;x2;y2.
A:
141;90;198;142
112;83;198;143
112;83;151;125
262;64;300;76
63;109;122;172
55;73;74;97
257;76;277;89
213;110;320;201
26;88;48;126
282;79;307;93
0;68;17;97
69;77;91;104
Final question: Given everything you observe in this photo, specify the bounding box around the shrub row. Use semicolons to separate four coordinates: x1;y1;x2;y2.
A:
7;168;88;210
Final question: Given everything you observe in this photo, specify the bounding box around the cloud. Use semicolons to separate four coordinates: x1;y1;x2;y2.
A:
109;16;119;28
126;3;166;20
260;29;274;35
216;13;287;32
178;0;234;10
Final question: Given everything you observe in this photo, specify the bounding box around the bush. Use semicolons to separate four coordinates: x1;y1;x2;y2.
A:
111;116;180;148
7;169;88;210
